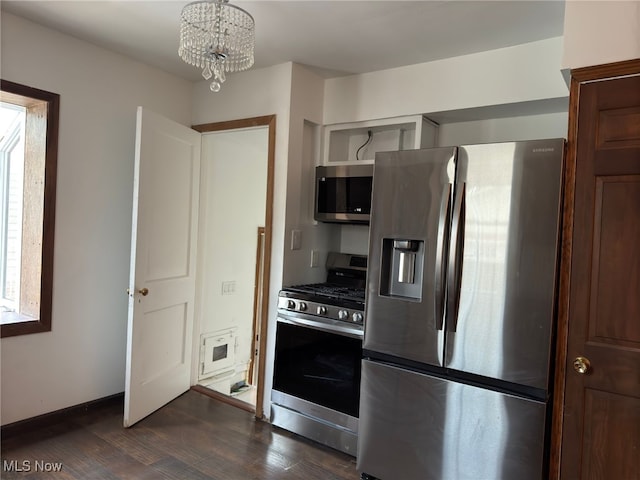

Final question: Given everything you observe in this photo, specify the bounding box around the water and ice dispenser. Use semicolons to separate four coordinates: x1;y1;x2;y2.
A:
379;239;424;300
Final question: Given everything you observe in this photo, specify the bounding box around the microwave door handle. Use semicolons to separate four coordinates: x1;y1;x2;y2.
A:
446;182;466;332
434;183;452;331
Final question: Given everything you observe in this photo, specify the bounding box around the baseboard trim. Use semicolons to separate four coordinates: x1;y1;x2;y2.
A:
191;385;256;415
3;387;258;440
1;392;124;439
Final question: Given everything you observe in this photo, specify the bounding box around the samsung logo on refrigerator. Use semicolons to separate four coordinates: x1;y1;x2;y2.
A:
532;147;555;153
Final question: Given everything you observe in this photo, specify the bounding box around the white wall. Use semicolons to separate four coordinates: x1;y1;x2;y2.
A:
437;112;569;147
281;64;336;288
196;128;268;385
562;0;640;70
0;13;192;425
324;37;569;125
339;225;370;256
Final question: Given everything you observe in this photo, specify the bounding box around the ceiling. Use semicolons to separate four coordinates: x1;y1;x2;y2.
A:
1;1;566;83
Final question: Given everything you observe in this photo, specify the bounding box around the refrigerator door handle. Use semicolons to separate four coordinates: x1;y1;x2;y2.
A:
434;183;452;330
446;182;466;332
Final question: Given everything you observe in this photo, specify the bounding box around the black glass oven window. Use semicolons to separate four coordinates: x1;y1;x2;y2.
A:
273;322;362;417
317;176;372;214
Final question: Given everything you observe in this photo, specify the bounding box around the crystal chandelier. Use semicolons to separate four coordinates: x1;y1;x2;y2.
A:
178;0;255;92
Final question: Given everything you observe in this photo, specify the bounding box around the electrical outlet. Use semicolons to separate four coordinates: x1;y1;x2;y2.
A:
221;281;236;295
310;250;319;267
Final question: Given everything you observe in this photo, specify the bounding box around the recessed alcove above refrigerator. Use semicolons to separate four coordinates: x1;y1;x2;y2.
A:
322;115;439;165
290;98;570;288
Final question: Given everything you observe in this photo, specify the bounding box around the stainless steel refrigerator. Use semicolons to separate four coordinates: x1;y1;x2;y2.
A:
357;139;565;480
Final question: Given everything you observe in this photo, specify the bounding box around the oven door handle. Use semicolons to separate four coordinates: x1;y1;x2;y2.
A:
277;314;364;339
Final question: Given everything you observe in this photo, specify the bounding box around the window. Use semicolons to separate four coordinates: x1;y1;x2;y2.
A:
1;104;26;316
0;80;59;337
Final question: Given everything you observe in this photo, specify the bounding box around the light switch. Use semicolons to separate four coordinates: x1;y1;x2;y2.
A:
310;250;319;267
291;229;302;250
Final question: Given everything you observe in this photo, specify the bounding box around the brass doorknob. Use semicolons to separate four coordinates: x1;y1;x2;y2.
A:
138;287;149;296
573;356;591;375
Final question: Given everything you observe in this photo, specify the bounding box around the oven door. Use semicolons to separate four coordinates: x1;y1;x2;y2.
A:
273;312;363;419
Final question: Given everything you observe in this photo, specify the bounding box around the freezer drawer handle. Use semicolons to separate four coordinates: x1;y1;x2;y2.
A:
435;183;452;330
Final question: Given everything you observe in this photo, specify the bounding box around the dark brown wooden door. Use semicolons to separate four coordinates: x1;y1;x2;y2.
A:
560;67;640;479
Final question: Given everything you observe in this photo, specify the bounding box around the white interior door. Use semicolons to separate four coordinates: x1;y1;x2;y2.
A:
124;107;201;427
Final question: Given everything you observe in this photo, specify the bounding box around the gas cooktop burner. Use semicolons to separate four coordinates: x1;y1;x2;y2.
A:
278;252;367;325
285;283;365;303
278;286;364;313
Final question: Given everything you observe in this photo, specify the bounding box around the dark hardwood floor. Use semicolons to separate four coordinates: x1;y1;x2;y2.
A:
1;390;359;479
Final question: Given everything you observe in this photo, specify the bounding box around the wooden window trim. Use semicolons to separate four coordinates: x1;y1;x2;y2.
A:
1;80;59;338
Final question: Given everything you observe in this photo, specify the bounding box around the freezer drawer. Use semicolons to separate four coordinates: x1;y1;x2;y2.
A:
357;360;547;480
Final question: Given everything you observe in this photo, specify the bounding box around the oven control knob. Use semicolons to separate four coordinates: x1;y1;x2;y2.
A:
338;310;349;321
317;306;327;315
352;312;363;323
298;302;307;312
287;300;296;310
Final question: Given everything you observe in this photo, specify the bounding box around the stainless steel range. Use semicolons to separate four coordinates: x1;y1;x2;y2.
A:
271;252;366;457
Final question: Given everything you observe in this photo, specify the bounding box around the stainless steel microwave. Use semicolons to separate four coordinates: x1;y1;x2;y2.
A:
314;164;373;224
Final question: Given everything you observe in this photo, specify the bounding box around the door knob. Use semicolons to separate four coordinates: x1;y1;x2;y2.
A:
573;356;591;375
138;287;149;296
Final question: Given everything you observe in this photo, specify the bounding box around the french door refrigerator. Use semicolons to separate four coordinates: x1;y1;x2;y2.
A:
357;139;565;480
